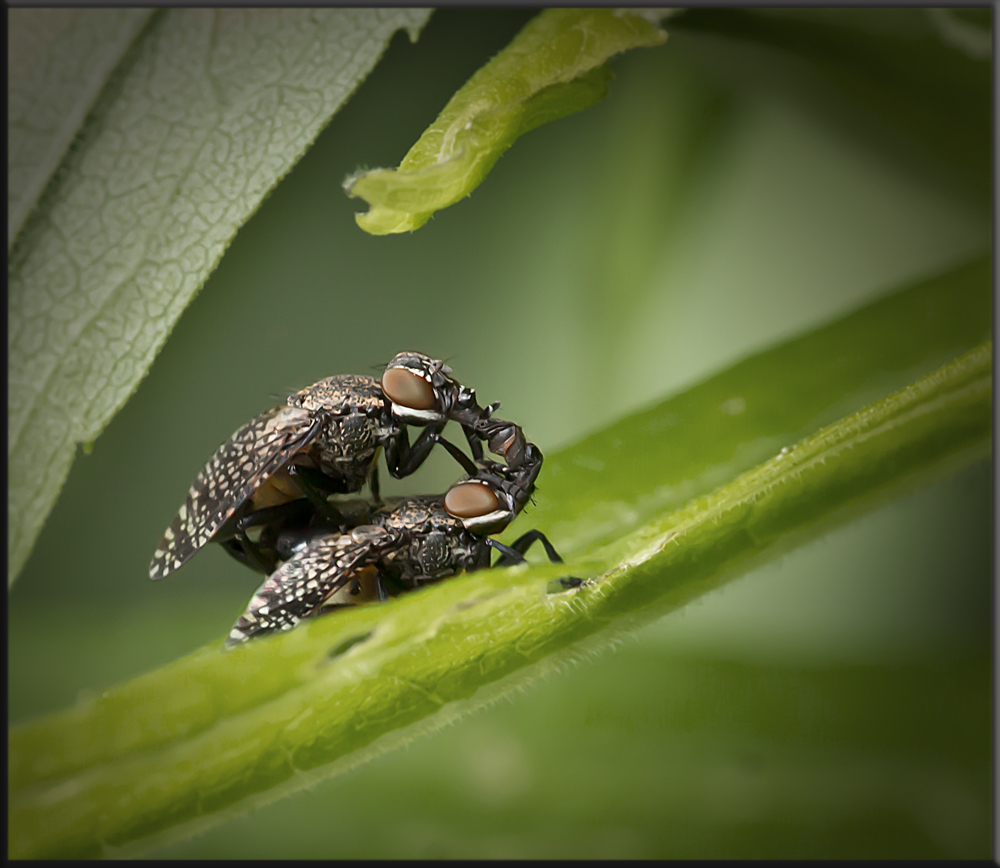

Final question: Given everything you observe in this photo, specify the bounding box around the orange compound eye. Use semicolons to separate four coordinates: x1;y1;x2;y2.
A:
444;482;499;519
382;367;436;410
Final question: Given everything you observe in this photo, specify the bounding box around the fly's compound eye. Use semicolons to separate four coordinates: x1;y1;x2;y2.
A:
383;367;437;410
444;482;498;518
445;482;511;531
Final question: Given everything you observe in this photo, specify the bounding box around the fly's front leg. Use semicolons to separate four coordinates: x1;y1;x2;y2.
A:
506;529;564;564
492;532;583;587
485;537;524;567
432;433;478;476
464;426;485;462
450;402;494;462
385;421;443;478
480;418;528;467
487;530;564;567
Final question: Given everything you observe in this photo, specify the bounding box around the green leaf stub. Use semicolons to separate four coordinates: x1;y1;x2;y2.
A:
344;9;669;234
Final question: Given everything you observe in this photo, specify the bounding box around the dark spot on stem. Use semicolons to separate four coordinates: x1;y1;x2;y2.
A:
547;576;584;594
327;630;374;660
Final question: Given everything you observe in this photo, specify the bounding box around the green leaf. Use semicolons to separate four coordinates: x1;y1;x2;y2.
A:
343;8;670;235
6;8;434;584
8;9;155;248
8;256;990;858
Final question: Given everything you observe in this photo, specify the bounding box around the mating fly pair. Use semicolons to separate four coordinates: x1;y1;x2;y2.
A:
148;352;564;646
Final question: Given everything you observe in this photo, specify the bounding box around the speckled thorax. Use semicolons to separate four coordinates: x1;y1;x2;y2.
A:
376;496;490;585
289;374;392;486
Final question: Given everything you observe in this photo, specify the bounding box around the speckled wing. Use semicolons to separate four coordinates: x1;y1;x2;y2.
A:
225;526;404;646
149;405;322;580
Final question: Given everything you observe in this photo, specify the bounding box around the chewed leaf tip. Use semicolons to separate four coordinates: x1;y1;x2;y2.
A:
347;8;671;236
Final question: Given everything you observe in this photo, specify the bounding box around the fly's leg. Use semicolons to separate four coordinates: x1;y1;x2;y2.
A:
286;463;353;494
236;500;315;572
216;499;314;574
485;537;526;566
315;602;355;616
451;399;497;462
505;529;564;564
215;499;312;543
432;433;479;476
369;465;381;504
487;530;566;567
496;531;584;588
384;421;446;478
464;426;485;462
220;537;278;575
232;499;314;535
286;465;348;528
468;415;528;467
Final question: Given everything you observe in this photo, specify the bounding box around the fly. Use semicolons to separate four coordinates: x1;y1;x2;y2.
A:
149;352;497;580
225;425;564;646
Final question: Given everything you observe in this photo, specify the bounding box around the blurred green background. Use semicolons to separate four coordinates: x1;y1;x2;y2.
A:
8;8;992;858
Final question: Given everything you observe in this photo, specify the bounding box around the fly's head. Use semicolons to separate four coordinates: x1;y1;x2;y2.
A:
442;456;540;536
381;352;469;426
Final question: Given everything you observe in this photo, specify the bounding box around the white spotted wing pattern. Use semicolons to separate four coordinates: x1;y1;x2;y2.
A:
225;526;404;646
149;405;321;580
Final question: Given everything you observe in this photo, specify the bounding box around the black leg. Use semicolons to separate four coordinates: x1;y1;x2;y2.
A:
385;421;444;478
486;537;526;566
215;498;311;543
233;499;313;535
220;536;276;575
433;433;479;476
315;602;355;616
488;530;564;567
464;426;485;462
288;464;352;495
369;465;381;504
286;465;347;527
216;499;312;574
507;529;564;564
219;537;255;570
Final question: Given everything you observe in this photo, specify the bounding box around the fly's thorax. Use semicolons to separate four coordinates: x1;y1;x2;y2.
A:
394;524;478;584
288;374;383;414
322;410;381;455
377;495;471;534
301;410;379;487
371;496;472;582
405;530;460;580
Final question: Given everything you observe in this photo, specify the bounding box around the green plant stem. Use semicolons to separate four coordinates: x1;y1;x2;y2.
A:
8;337;990;858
